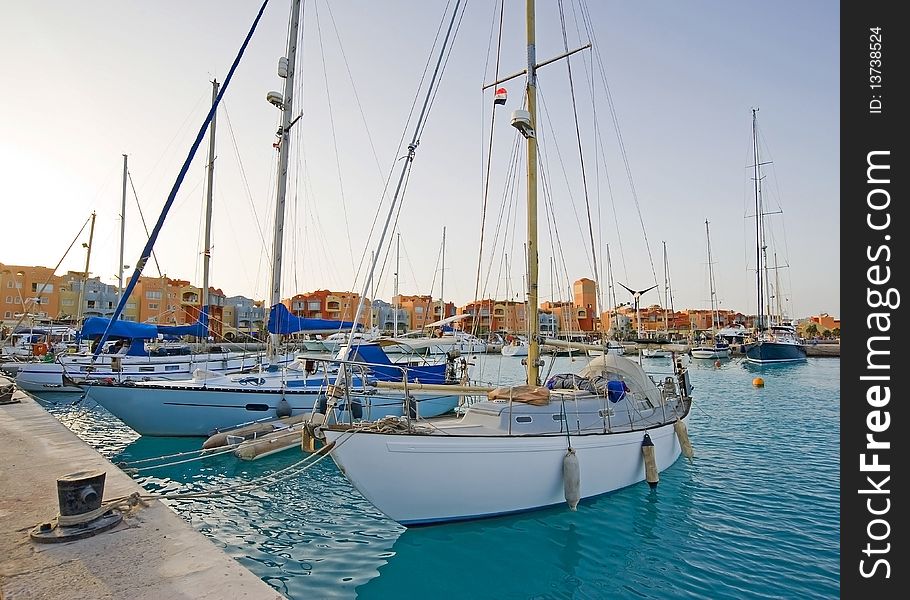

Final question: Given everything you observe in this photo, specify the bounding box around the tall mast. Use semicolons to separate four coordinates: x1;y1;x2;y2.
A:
773;252;782;323
605;243;614;336
440;226;446;321
118;154;128;309
705;219;718;333
76;211;96;326
524;0;541;385
751;108;763;331
662;241;668;332
202;78;219;338
370;251;375;329
267;0;302;359
393;233;399;334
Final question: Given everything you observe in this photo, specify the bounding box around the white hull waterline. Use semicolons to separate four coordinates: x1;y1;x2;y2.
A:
321;352;693;525
85;369;461;437
14;350;283;393
326;417;686;525
690;346;731;360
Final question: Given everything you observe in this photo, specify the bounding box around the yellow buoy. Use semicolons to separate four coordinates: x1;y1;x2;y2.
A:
752;377;765;387
641;433;659;488
674;419;694;461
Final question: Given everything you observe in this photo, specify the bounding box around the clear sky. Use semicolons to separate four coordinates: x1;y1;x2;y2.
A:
1;1;839;319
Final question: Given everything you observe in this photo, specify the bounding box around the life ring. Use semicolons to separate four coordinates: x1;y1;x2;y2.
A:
32;342;48;356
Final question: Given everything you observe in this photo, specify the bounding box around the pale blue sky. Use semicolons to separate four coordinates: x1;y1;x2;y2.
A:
0;1;839;318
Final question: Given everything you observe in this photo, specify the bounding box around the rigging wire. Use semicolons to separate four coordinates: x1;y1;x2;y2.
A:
90;0;272;362
557;0;602;334
347;0;459;303
0;215;92;346
126;171;165;279
313;0;355;274
472;0;506;338
577;0;660;290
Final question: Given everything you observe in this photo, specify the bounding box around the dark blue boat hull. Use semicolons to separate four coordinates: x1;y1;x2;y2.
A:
745;341;807;364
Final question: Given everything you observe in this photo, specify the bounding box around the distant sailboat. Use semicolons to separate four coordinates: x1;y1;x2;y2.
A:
84;0;463;436
743;109;806;364
690;219;731;360
15;139;276;394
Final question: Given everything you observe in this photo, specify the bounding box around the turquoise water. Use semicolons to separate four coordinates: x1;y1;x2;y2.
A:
34;355;840;599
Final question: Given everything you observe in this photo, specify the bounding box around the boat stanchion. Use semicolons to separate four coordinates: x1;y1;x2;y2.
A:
30;469;124;543
674;419;694;462
641;433;659;488
563;448;580;510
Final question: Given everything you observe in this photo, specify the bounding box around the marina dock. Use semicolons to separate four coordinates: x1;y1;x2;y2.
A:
0;381;284;600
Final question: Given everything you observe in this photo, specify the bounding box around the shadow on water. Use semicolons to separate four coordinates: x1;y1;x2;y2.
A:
356;463;701;600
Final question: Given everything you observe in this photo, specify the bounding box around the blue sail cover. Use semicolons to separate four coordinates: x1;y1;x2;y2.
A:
157;321;208;338
267;303;358;335
158;310;208;338
80;315;208;340
80;317;159;340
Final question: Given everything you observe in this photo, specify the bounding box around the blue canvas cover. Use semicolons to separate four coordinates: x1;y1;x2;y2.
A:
80;317;159;340
267;303;358;335
349;343;448;384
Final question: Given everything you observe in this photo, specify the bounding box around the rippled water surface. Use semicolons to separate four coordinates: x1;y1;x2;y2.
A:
34;355;840;599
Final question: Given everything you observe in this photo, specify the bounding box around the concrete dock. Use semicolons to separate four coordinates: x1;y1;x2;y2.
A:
0;382;284;600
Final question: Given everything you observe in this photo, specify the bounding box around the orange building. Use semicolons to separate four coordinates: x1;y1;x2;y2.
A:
0;264;61;324
288;290;372;328
809;313;840;331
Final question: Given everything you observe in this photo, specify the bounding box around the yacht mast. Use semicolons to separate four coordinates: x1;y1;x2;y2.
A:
662;241;669;333
201;79;219;339
751;108;764;331
440;226;446;321
75;211;96;326
705;219;718;334
393;234;400;335
773;251;782;324
267;0;302;359
524;0;541;385
605;243;615;336
118;154;128;309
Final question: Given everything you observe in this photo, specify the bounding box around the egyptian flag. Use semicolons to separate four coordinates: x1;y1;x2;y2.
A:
493;87;507;106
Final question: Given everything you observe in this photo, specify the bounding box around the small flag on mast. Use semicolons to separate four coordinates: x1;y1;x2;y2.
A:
493;87;507;105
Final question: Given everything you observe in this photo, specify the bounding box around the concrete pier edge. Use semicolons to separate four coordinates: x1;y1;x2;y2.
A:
0;381;285;600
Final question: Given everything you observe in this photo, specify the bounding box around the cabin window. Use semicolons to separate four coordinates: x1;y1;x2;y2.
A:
245;404;269;412
164;365;180;371
552;414;566;421
515;416;532;423
599;408;615;418
139;367;155;372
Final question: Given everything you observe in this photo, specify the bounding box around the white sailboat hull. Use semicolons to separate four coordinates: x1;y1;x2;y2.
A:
84;376;460;437
500;343;529;357
325;417;686;525
690;346;731;359
14;351;278;393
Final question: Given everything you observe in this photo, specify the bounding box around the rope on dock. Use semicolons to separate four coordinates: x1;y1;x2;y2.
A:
55;492;147;527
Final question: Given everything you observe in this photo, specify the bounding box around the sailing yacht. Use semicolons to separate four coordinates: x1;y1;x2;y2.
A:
743;110;806;364
690;220;731;360
84;0;464;436
14;152;286;394
319;0;694;525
